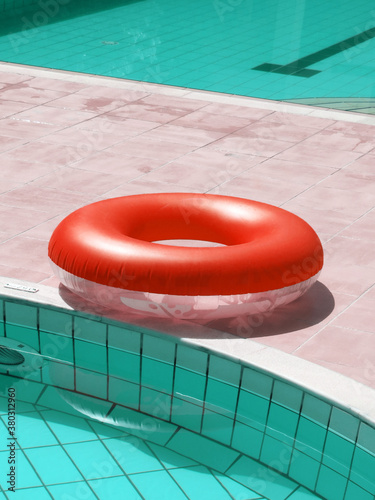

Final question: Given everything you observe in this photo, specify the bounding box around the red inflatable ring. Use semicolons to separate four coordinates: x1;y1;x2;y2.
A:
48;193;323;320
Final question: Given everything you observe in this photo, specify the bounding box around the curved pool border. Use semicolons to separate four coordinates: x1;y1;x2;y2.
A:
1;276;375;500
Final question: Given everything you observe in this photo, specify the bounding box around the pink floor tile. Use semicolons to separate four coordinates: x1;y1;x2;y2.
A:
140;124;226;147
249;158;336;186
0;135;27;153
73;115;161;136
41;127;125;150
206;134;293;157
331;286;375;333
31;167;130;196
76;86;149;103
0;84;68;105
327;120;375;136
0;205;51;237
323;236;375;269
70;151;163;176
0;99;35;118
107;136;194;162
340;209;375;241
8;140;94;165
319;264;375;297
0;117;63;140
260;111;335;129
318;169;375;193
171;110;252;133
2;156;60;183
295;324;375;388
233;121;319;143
0;72;32;84
0;185;92;215
100;180;202;198
299;128;375;154
274;143;361;167
0;236;51;275
138;94;207;112
23;77;87;93
201;103;273;120
12;105;99;127
209;170;307;205
47;93;130;113
108;102;195;123
21;213;70;241
0;263;51;283
283;185;375;218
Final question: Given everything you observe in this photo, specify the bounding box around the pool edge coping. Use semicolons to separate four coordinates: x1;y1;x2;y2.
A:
1;275;375;427
2;61;375;125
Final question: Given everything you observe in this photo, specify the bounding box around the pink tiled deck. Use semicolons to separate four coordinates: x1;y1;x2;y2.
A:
1;63;374;389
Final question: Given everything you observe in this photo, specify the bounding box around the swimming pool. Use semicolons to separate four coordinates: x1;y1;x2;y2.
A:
0;0;375;112
1;280;375;500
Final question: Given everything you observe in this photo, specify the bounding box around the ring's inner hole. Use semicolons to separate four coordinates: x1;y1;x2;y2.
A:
152;239;226;247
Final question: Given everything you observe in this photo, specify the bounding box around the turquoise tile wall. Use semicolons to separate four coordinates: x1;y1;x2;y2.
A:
0;296;375;499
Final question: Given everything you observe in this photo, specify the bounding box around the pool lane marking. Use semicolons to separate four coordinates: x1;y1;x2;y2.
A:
253;26;375;77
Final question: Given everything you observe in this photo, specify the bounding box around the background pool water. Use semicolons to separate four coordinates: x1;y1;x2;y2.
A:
0;0;374;104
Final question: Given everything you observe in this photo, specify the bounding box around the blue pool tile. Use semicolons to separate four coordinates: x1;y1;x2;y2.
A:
350;447;375;493
176;344;208;374
103;435;164;474
208;355;241;386
40;331;73;363
212;471;264;500
89;420;128;440
231;420;263;459
108;348;140;383
329;407;359;442
345;481;374;500
143;333;175;364
236;389;270;431
76;367;107;399
287;487;322;499
74;316;106;344
75;339;107;373
171;396;202;432
241;367;273;398
141;387;171;421
38;386;112;418
357;422;375;455
323;431;355;476
266;403;299;446
43;410;96;444
301;394;331;427
202;409;233;446
170;465;234;499
25;445;82;484
0;449;42;488
48;482;97;499
147;442;198;469
226;455;298;500
110;405;177;446
8;487;51;499
89;476;142;499
295;416;327;461
16;411;58;448
272;380;303;412
42;360;74;390
130;470;187;500
0;374;43;404
167;429;239;473
316;465;347;500
260;434;293;474
0;320;3;337
205;378;239;417
5;324;39;351
174;367;206;406
109;377;140;410
141;357;174;394
39;308;73;337
289;449;320;491
108;324;141;353
5;302;37;329
64;440;123;479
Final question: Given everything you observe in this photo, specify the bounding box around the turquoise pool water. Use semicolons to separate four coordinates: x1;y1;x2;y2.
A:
0;0;375;105
1;295;375;500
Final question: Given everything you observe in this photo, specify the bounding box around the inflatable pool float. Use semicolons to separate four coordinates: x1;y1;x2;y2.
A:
48;193;323;320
